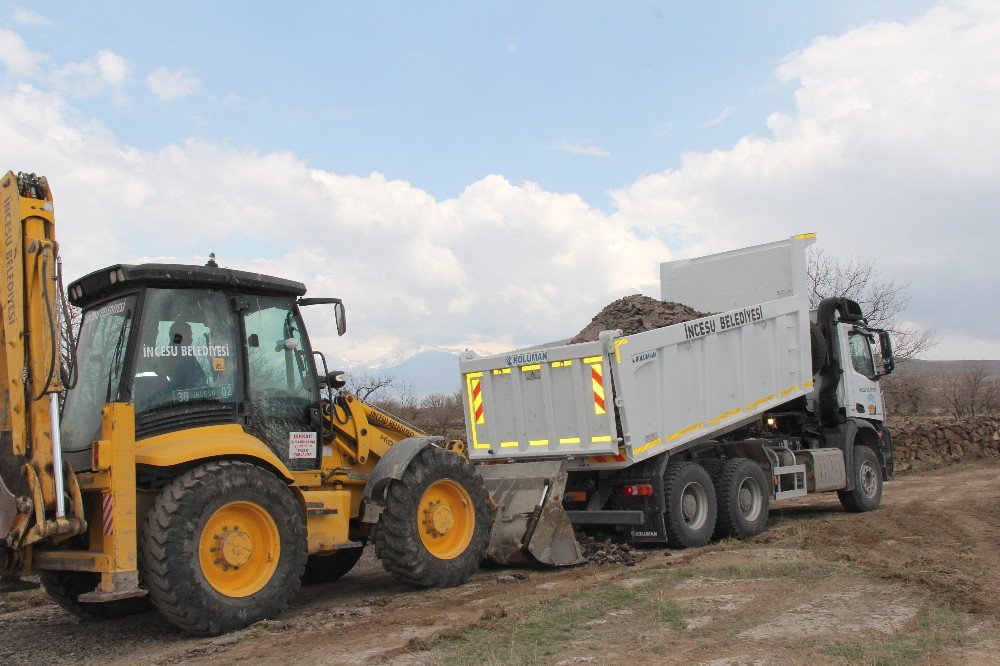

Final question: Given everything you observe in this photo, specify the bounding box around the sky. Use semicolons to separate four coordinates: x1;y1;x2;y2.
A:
0;1;996;363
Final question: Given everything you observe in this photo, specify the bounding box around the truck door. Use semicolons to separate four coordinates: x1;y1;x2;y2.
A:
241;295;321;470
838;323;885;421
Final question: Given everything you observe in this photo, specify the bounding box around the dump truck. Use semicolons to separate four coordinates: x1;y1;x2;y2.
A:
0;171;500;635
463;234;896;551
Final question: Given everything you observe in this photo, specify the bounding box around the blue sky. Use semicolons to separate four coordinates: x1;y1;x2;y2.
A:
14;1;935;207
1;1;995;363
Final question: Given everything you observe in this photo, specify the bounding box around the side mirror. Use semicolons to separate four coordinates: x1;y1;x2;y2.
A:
326;370;347;390
248;333;260;348
334;302;347;337
877;329;894;376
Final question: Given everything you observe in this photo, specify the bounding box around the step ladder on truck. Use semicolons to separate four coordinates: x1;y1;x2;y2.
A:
461;233;896;557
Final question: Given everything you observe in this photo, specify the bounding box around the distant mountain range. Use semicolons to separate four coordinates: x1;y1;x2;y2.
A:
327;345;502;397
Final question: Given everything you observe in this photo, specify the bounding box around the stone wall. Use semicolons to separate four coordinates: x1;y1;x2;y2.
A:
887;414;1000;469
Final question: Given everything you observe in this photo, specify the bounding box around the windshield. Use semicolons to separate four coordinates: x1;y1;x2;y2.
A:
60;295;137;452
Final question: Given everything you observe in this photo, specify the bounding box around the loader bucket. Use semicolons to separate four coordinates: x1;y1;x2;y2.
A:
478;460;585;567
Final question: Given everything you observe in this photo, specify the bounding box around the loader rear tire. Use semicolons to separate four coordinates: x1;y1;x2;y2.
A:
838;445;883;513
39;570;152;620
302;545;365;585
139;461;307;635
712;458;769;539
374;446;493;588
663;462;717;549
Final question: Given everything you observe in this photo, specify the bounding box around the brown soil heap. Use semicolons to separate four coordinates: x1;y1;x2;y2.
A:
570;294;710;344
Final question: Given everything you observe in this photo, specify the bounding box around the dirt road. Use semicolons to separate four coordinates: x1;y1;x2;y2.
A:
2;462;997;665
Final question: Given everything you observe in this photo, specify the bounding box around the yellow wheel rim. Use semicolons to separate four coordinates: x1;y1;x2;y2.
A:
198;501;280;597
417;479;475;560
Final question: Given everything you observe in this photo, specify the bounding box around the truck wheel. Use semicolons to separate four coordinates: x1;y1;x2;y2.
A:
374;446;493;588
663;462;717;548
712;458;769;539
39;570;152;620
139;461;307;635
302;545;365;584
838;446;883;512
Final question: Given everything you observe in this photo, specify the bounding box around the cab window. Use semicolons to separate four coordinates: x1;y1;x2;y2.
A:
132;289;240;412
848;331;877;379
241;295;317;410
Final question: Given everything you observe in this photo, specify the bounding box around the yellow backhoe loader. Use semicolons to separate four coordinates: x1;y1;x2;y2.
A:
0;171;580;635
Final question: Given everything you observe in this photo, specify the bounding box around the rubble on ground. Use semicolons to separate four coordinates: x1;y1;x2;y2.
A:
576;532;648;567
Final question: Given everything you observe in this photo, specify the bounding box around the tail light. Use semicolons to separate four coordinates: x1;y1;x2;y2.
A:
622;483;653;497
565;491;588;503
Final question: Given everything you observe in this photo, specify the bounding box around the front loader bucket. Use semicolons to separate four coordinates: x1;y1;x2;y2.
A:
478;461;584;567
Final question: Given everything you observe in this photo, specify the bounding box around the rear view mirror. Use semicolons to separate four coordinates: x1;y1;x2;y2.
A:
334;302;347;337
878;330;895;376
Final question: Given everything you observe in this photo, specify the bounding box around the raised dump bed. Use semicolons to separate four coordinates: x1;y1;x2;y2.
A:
459;234;816;470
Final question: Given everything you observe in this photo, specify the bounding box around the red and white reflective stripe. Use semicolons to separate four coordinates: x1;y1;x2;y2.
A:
102;492;114;536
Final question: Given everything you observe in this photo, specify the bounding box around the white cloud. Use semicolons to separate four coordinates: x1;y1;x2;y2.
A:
0;28;45;76
611;2;1000;352
146;66;201;101
697;106;732;128
552;140;611;158
925;330;1000;361
0;2;996;362
10;7;51;26
654;121;674;137
51;50;131;103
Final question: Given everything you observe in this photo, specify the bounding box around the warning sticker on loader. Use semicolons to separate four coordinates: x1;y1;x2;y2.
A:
289;432;317;459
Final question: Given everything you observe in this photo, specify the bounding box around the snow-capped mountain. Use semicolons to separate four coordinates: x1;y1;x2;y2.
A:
329;345;507;396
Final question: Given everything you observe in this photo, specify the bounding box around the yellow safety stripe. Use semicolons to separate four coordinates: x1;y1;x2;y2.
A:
559;437;581;445
746;394;775;410
500;441;519;448
708;408;740;425
465;373;488;449
793;232;816;240
614;338;629;364
779;385;799;397
492;368;511;375
592;435;612;443
529;439;549;446
633;438;661;456
521;364;541;372
803;380;814;388
550;360;573;368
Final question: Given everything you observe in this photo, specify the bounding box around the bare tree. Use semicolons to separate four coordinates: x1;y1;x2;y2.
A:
419;392;464;438
807;249;936;360
881;366;934;414
938;361;999;417
344;370;398;402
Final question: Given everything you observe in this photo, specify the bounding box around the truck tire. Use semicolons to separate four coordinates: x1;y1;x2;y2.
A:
139;461;307;635
712;458;769;539
810;322;827;373
838;445;883;512
39;570;152;620
302;545;365;585
663;462;717;548
374;446;493;588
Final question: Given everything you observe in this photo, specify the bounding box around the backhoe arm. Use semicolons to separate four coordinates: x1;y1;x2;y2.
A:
0;171;85;574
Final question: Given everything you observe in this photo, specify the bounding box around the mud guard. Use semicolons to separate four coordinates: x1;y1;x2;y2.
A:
360;437;444;523
477;460;584;567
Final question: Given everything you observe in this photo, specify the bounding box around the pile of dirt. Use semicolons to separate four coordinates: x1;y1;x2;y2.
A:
570;294;711;344
576;533;647;566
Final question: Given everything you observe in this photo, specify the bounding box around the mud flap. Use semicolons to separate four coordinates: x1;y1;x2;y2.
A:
477;461;584;566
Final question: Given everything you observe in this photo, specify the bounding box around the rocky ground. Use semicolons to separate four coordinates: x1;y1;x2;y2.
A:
570;295;710;344
2;460;998;665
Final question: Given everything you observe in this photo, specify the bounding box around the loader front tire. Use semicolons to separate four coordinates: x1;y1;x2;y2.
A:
302;545;365;584
663;462;717;549
139;461;307;635
374;446;493;588
39;570;152;620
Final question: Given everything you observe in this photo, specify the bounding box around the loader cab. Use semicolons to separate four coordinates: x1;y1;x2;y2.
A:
60;264;339;473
